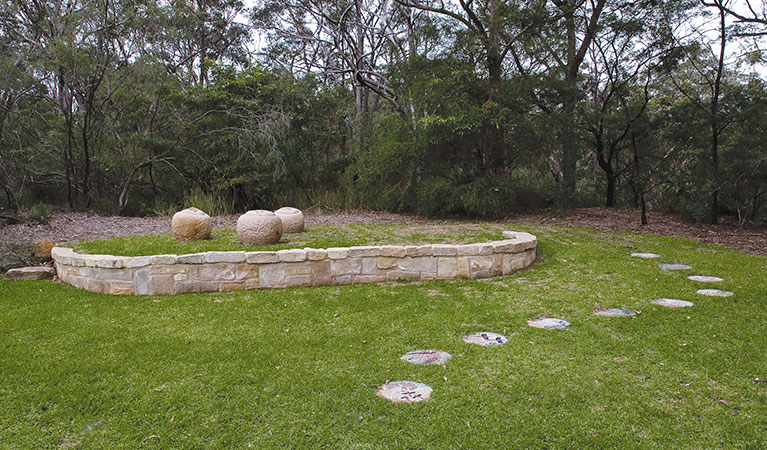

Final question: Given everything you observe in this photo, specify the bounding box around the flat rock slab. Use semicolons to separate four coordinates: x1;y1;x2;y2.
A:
463;332;508;346
401;350;452;366
688;276;724;283
653;298;693;308
5;266;55;281
527;318;570;329
595;308;636;317
697;289;733;297
659;264;692;270
377;381;432;403
631;252;661;259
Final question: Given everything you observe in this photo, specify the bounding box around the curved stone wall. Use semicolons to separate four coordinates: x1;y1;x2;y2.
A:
52;231;537;296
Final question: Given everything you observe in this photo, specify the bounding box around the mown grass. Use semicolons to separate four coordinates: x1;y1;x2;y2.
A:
74;224;502;256
2;224;767;449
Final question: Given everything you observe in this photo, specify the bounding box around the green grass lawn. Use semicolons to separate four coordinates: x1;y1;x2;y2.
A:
2;224;767;449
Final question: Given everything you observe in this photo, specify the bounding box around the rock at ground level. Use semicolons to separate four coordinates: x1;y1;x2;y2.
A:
377;381;432;403
32;241;54;261
5;266;55;280
171;207;212;241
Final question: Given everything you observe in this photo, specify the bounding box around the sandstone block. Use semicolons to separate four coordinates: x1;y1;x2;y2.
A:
171;207;212;241
431;244;457;256
380;245;407;257
174;281;219;294
237;210;282;245
398;257;437;273
285;274;313;286
124;256;151;268
286;264;312;276
502;231;517;239
477;244;494;255
333;275;353;285
331;258;362;276
361;258;378;275
469;256;493;273
348;246;381;257
327;248;349;259
150;255;177;265
235;264;259;281
260;264;286;288
312;260;332;286
206;251;246;263
5;266;56;281
456;244;480;256
149;275;173;295
405;245;432;257
386;271;420;282
277;249;307;262
246;251;278;264
491;240;516;253
305;248;328;261
274;207;305;233
200;264;235;281
377;257;398;270
219;282;245;292
108;281;134;295
176;253;205;264
437;258;459;279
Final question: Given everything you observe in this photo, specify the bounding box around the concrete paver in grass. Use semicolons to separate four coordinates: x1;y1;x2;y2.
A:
527;318;570;329
659;263;692;270
697;289;734;297
653;298;694;307
401;350;452;366
688;276;725;283
594;308;637;317
463;332;508;346
631;252;661;259
377;381;432;403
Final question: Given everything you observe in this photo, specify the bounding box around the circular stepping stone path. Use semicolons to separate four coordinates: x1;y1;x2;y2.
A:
652;298;693;308
688;276;724;283
527;318;570;329
463;332;508;346
595;308;636;317
631;252;661;259
401;350;452;366
696;289;733;297
659;263;692;270
377;381;432;403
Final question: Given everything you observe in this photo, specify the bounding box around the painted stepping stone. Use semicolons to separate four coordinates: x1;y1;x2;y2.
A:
631;252;661;259
527;318;570;329
652;298;693;308
377;381;432;403
659;263;692;270
463;332;508;346
595;308;637;317
688;276;724;283
401;350;452;366
696;289;733;297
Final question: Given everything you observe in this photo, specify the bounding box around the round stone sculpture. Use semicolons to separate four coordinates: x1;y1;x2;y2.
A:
237;210;283;245
171;207;212;241
274;207;305;233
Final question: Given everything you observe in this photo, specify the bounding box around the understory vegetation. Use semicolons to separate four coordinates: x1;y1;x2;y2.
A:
2;225;766;448
1;1;766;224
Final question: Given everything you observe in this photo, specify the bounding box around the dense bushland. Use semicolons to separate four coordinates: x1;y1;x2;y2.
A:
0;0;765;223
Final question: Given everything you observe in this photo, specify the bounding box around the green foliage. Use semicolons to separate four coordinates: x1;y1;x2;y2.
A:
183;187;235;216
25;202;51;224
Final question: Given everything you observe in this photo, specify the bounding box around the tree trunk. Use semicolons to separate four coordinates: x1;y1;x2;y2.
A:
709;4;726;225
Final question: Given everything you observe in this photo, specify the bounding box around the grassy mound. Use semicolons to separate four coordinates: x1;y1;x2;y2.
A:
2;224;766;448
73;224;503;256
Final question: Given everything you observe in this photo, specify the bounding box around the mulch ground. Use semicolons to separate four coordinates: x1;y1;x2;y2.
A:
1;207;765;256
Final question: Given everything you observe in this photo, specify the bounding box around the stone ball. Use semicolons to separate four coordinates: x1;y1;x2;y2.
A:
274;207;305;233
171;207;212;241
237;210;283;245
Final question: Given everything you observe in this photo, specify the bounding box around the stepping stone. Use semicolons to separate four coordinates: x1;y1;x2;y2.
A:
463;332;508;346
652;298;693;308
401;350;452;366
632;252;661;259
527;318;570;329
4;266;55;280
688;276;724;283
595;308;636;317
696;289;733;297
377;381;432;403
659;263;692;270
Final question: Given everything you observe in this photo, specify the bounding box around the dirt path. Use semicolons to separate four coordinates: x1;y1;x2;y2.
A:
1;208;765;256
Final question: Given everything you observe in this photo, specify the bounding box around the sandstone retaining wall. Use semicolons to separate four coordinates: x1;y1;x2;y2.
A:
52;231;537;296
